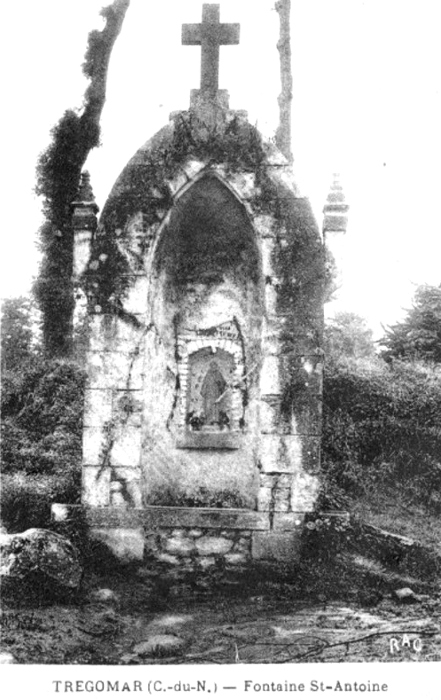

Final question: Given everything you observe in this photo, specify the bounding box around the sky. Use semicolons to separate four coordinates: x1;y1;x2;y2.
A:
2;0;441;338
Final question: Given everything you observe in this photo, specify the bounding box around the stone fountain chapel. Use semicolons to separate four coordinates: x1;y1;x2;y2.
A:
59;4;328;568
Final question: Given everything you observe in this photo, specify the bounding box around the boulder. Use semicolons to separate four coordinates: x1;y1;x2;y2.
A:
0;653;16;664
133;634;185;658
0;528;82;592
89;588;120;604
393;587;420;603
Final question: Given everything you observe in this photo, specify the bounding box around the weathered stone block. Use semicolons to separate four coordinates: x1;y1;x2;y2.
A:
290;471;320;511
227;172;257;200
165;536;195;555
299;435;321;474
273;513;305;530
267;166;301;197
259;474;275;489
273;488;291;512
264;282;279;317
274;474;293;489
166;168;188;196
195;536;233;555
112;467;141;482
73;231;93;277
253;213;277;239
110;426;142;467
260;396;290;434
260;355;280;394
113;390;143;427
114;317;147;351
82;467;110;506
197;556;215;569
257;487;272;511
261;238;275;278
86;351;144;390
279;354;323;435
259;434;302;473
181;158;205;180
110;469;143;507
122;276;149;315
83;389;113;428
157;553;179;565
143;532;160;554
170;529;184;537
225;552;249;566
88;315;145;353
82;427;107;466
188;529;203;538
90;528;144;563
262;143;289;166
109;482;128;508
51;503;70;523
251;531;302;562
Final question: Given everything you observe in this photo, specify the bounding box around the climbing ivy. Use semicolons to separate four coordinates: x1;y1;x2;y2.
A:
84;110;325;313
34;0;130;357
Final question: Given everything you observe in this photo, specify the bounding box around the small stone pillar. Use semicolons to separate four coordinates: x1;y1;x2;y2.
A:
322;173;349;288
71;171;99;278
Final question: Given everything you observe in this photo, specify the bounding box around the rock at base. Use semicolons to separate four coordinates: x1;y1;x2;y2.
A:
133;634;185;658
0;653;16;664
89;588;120;604
0;528;82;591
393;587;419;603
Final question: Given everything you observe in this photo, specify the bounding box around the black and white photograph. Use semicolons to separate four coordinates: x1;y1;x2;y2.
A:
1;0;441;695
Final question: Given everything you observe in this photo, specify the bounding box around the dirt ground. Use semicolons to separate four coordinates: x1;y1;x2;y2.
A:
1;572;440;665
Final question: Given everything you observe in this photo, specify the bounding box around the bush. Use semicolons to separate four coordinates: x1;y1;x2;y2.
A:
1;359;85;532
1;359;85;475
1;470;81;533
322;356;441;505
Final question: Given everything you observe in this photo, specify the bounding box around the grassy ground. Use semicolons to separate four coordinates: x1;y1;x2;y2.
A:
350;485;441;556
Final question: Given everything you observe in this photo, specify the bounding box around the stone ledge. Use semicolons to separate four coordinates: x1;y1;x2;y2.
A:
176;431;241;450
52;505;271;531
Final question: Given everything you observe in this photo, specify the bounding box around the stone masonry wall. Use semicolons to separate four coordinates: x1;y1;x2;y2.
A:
72;105;326;564
145;528;252;571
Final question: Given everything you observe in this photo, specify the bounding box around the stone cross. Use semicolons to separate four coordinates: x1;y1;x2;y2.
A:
182;4;240;98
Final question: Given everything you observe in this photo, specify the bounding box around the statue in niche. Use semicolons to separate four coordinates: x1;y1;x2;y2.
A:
185;348;235;432
200;360;229;427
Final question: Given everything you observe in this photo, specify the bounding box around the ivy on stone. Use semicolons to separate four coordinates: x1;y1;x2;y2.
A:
34;0;130;357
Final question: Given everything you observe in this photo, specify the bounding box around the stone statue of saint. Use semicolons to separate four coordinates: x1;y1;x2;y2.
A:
200;361;227;424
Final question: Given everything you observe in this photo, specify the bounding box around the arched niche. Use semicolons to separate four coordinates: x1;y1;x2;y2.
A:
139;173;263;507
148;173;263;417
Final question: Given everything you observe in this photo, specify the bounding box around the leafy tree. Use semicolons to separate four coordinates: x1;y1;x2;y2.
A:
325;311;375;360
1;296;41;372
34;0;130;357
381;284;441;363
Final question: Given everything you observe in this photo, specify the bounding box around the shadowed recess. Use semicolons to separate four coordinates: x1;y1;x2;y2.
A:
154;175;261;292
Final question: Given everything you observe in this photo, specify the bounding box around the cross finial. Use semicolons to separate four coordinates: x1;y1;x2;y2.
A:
182;4;240;99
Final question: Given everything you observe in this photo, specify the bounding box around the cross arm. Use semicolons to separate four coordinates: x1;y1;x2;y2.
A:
182;24;202;45
219;24;240;45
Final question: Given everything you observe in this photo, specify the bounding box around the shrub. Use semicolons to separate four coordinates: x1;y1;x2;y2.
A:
322;356;441;506
1;359;85;531
1;359;85;475
1;470;80;533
